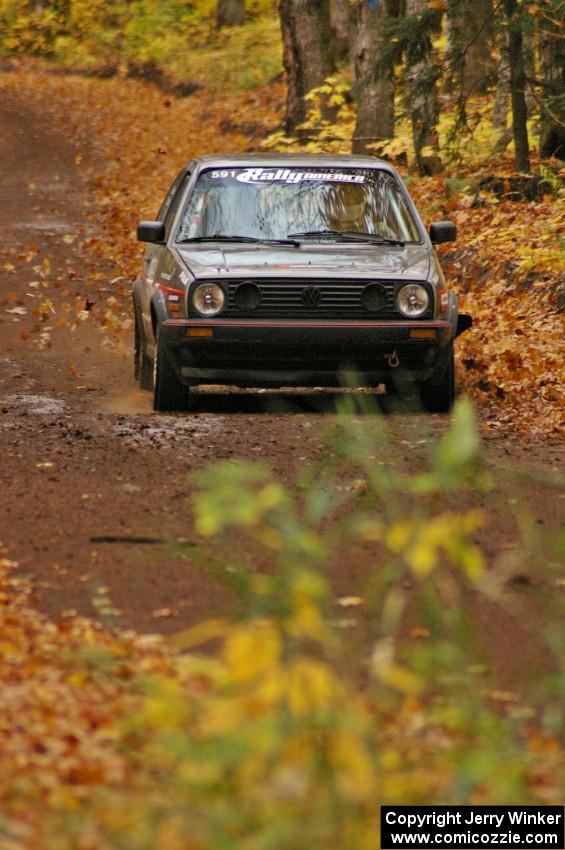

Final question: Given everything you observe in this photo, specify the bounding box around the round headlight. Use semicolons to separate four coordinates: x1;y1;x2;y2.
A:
192;283;225;317
396;284;429;318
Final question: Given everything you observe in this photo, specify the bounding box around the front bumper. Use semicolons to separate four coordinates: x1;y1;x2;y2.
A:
160;319;454;386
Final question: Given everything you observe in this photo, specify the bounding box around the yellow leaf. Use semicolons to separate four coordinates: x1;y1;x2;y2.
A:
375;662;423;695
286;658;335;716
407;537;438;577
386;520;412;553
167;617;231;650
224;620;282;681
143;679;188;729
332;730;375;800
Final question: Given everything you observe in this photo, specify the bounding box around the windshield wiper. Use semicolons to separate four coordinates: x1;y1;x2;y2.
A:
178;234;300;247
287;229;405;246
287;229;344;240
339;231;405;246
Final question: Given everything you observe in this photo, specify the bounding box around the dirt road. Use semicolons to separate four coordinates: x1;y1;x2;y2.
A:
0;94;563;678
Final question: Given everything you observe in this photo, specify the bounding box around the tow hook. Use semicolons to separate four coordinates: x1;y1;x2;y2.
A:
385;350;400;368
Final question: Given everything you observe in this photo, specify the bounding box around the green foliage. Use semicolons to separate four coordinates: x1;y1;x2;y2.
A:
174;15;281;92
0;0;281;93
122;0;207;64
5;400;565;848
265;74;355;153
378;6;443;73
0;1;65;55
264;73;480;168
539;163;562;193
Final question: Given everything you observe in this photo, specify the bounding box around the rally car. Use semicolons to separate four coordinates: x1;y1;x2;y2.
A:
133;153;471;412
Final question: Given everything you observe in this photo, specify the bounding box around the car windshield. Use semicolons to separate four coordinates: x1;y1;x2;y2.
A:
176;166;422;243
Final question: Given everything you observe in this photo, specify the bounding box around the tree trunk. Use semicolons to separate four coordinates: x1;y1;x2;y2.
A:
278;0;336;133
405;0;441;175
350;0;396;155
216;0;245;28
446;0;495;100
523;31;536;117
492;37;510;129
538;0;565;160
503;0;530;172
464;0;495;95
330;0;350;63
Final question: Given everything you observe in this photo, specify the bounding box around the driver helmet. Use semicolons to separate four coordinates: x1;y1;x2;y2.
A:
326;182;369;230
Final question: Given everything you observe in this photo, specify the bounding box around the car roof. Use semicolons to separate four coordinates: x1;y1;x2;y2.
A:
188;152;397;173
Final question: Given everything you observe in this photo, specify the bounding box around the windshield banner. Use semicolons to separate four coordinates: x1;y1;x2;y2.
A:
210;168;367;185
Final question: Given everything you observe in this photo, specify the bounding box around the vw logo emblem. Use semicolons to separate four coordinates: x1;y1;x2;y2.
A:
302;286;321;308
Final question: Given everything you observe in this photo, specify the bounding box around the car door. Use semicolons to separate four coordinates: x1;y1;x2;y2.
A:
139;169;190;344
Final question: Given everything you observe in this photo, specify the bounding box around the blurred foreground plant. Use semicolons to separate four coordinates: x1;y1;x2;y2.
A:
3;400;564;850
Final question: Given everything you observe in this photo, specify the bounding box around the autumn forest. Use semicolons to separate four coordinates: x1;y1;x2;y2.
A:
0;0;564;847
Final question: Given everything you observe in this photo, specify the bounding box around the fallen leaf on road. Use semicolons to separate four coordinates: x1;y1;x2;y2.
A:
337;596;364;607
409;627;430;639
152;607;180;619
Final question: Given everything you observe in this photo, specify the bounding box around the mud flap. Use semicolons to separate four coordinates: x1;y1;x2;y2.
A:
456;313;473;337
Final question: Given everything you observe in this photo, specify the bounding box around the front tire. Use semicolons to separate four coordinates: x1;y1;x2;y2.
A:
153;331;190;412
419;347;455;413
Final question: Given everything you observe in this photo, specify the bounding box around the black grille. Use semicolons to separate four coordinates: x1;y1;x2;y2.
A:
221;279;434;319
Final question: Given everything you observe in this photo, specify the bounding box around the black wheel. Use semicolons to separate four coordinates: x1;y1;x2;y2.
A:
153;331;190;412
419;347;455;413
134;314;154;391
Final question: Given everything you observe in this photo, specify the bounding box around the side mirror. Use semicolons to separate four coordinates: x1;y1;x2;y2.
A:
137;221;166;243
429;221;456;244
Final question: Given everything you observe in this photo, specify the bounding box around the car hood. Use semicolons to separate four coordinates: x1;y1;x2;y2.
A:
177;243;431;280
